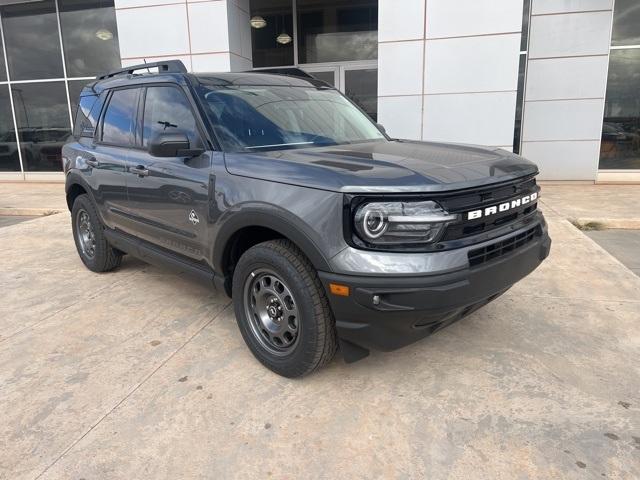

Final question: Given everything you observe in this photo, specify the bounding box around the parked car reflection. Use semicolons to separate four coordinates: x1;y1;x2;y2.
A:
17;127;71;171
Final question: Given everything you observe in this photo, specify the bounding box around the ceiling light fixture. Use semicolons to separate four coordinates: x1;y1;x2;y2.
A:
95;28;113;41
276;32;292;45
250;16;267;29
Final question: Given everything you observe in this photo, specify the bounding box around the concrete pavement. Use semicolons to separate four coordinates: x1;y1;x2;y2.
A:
0;183;639;479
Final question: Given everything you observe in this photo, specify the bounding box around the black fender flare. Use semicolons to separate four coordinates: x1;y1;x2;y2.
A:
212;209;332;277
65;171;98;212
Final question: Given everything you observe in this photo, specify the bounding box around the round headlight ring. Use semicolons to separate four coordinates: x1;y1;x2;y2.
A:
363;209;388;239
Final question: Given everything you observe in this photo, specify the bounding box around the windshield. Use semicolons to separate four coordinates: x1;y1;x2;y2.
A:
196;85;385;152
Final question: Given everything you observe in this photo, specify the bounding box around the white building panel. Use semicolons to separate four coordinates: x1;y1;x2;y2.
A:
525;55;609;101
522;99;605;142
378;96;423;140
116;5;190;59
422;91;517;146
522;140;601;180
532;0;613;15
378;0;425;42
424;33;520;94
426;0;522;39
378;40;424;96
528;11;612;58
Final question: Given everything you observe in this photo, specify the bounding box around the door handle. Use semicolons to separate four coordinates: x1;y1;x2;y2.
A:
86;157;98;167
130;165;149;177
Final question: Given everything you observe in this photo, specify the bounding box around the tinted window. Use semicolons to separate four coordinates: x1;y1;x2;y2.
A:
0;86;20;171
250;0;294;67
0;0;64;80
73;90;106;138
102;88;138;146
12;82;71;172
297;0;377;63
344;68;377;121
142;86;199;148
599;49;640;169
611;0;640;46
59;0;121;77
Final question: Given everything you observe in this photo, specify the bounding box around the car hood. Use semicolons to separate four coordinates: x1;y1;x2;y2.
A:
223;139;539;193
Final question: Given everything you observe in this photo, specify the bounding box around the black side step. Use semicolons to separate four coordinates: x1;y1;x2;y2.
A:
104;228;220;287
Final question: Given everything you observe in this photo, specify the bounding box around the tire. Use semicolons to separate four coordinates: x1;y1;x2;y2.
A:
71;194;122;273
232;239;337;378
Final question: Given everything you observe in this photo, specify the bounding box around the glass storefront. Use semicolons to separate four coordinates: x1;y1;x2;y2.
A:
249;0;378;122
0;0;120;173
599;0;640;170
513;0;530;154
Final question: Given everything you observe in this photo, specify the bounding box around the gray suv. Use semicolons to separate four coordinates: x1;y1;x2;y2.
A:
63;60;551;377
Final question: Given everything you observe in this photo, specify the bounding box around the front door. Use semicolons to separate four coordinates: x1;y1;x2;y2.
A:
120;84;212;262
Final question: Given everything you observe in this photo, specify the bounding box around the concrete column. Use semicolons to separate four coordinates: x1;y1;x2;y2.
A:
114;0;252;73
521;0;613;180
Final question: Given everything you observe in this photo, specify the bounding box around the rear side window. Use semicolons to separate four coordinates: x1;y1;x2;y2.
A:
73;92;106;138
101;88;138;146
142;86;200;148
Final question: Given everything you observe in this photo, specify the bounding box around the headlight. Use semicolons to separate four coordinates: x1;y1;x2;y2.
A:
353;200;458;245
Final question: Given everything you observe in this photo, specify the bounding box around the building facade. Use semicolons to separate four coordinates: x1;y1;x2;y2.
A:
0;0;638;182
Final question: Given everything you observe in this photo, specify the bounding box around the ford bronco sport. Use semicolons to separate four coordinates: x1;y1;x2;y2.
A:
63;60;551;377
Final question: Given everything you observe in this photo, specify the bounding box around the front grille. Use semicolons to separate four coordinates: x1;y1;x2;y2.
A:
468;225;540;266
440;176;539;241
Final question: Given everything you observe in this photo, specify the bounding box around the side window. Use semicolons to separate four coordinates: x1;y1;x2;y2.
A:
101;88;138;146
73;91;106;138
142;86;200;148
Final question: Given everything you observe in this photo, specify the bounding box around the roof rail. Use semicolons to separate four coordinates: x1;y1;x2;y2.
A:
96;60;188;80
247;67;315;79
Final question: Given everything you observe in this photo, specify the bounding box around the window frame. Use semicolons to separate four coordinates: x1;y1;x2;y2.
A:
137;82;209;153
96;86;140;149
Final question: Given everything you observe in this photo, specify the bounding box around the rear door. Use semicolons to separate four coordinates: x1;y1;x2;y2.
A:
120;84;212;261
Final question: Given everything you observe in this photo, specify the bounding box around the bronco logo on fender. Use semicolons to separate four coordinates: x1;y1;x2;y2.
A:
467;192;538;220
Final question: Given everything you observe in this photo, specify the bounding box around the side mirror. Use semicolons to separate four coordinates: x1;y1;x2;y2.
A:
148;132;203;157
376;123;386;135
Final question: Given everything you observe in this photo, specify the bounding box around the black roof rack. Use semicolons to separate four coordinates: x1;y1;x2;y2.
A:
96;60;188;80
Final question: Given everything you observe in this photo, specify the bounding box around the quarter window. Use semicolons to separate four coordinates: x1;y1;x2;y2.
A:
102;88;138;146
142;86;200;148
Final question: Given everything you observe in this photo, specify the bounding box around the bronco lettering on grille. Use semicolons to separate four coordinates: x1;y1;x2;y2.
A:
467;192;538;220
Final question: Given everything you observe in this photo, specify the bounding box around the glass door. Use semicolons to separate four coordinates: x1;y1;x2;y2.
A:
302;62;378;121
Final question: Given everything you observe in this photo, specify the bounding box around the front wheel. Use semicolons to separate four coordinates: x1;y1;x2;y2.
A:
232;239;337;377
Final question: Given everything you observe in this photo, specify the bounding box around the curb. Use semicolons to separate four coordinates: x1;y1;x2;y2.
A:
571;218;640;230
0;208;64;217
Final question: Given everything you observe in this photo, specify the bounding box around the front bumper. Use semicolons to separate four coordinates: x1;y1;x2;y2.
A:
319;219;551;360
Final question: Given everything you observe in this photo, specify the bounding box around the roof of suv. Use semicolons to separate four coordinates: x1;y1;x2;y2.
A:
83;60;330;96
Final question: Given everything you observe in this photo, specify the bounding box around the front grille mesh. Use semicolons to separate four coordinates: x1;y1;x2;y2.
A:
468;225;540;266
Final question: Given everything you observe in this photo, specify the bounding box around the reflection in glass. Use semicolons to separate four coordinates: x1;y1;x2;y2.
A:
12;82;71;172
305;70;335;86
0;29;6;82
143;86;199;147
599;49;640;170
513;54;526;154
101;88;138;146
344;68;377;121
611;0;640;46
59;0;121;77
520;0;531;52
197;84;384;152
250;0;294;68
68;79;93;118
297;0;377;63
0;86;20;171
1;0;64;80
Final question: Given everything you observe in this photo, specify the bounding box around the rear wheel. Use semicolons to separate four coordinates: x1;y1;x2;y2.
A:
232;239;337;377
71;194;122;272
